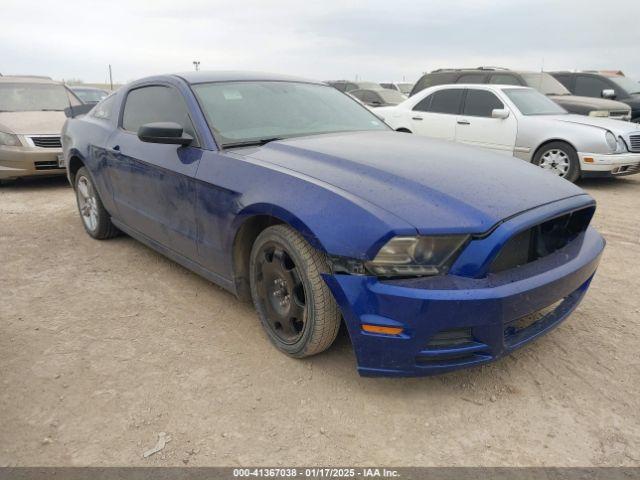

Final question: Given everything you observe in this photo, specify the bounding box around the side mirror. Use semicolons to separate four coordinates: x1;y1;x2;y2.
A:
137;122;193;146
602;89;616;99
492;108;510;119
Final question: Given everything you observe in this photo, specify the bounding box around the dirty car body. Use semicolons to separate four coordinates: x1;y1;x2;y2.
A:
62;72;605;377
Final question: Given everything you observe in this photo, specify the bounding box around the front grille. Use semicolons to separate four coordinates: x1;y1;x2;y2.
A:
628;134;640;152
490;206;595;274
29;136;62;148
34;160;62;171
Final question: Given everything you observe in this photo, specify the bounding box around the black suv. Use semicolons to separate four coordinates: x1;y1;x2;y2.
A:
410;68;631;121
550;71;640;123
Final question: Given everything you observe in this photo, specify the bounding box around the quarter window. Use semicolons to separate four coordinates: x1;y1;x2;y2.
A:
421;89;464;115
122;85;197;140
463;90;504;117
91;94;117;120
575;76;611;98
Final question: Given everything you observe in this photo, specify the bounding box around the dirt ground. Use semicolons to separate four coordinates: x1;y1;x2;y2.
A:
0;175;639;467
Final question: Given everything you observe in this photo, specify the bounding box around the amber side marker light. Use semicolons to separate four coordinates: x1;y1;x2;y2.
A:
584;157;594;163
362;324;404;335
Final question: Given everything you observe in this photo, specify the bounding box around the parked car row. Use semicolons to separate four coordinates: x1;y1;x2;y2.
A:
60;71;607;377
377;83;640;182
0;76;114;183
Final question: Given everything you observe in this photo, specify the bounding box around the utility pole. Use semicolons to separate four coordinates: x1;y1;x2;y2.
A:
193;61;200;72
108;64;113;90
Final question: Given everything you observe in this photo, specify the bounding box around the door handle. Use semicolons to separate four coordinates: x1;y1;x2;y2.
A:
457;120;470;125
107;145;121;154
411;116;423;121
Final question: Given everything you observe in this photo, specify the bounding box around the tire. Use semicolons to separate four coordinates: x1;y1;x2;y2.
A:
533;141;580;183
249;225;341;358
74;167;119;239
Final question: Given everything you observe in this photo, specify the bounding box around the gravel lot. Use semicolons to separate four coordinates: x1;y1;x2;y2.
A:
1;175;639;467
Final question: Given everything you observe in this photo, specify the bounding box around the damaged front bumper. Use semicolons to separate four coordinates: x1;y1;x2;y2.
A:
324;197;605;377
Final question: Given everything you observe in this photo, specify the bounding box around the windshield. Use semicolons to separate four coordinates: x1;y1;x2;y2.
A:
378;89;406;104
0;83;73;111
521;73;571;95
192;81;389;147
358;82;382;90
609;76;640;95
397;83;413;95
504;88;568;115
73;88;108;103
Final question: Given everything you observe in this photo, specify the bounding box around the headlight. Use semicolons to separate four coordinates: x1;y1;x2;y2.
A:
605;131;617;151
589;110;610;118
365;235;469;277
616;136;628;153
0;131;21;147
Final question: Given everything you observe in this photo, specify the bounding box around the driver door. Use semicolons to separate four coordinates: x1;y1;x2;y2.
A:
104;84;202;259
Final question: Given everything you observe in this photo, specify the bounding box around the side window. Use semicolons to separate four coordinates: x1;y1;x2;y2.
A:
91;94;117;120
122;85;197;140
413;94;432;112
425;89;464;114
489;74;522;85
411;73;452;96
457;74;486;84
553;75;573;90
575;76;610;97
463;90;504;117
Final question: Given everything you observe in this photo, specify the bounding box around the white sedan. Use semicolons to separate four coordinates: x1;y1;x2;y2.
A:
377;84;640;182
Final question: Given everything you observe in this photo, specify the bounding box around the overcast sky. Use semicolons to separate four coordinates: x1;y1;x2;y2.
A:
2;0;639;84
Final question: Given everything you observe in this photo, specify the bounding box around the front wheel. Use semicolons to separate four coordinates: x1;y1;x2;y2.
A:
249;225;341;358
533;141;580;183
74;167;119;239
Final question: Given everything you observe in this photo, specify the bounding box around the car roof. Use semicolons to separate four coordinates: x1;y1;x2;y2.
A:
172;70;322;85
0;75;60;85
430;84;530;91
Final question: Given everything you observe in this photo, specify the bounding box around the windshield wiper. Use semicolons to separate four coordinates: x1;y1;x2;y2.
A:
221;137;284;149
40;109;63;111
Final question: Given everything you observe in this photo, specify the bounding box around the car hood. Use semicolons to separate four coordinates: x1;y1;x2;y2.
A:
550;94;630;112
0;111;66;135
236;131;585;234
549;114;640;135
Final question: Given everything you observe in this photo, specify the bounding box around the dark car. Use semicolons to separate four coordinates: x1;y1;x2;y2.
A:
550;71;640;123
70;86;110;104
349;88;405;107
325;80;382;93
410;68;632;121
62;71;604;377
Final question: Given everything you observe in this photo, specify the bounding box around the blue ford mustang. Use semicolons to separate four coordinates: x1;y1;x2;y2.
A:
62;71;605;377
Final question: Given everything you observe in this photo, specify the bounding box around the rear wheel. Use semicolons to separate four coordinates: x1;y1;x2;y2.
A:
249;225;341;358
533;141;580;183
75;167;119;239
